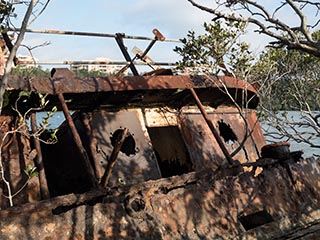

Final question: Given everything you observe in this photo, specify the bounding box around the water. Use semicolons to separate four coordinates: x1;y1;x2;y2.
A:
261;111;320;158
27;111;65;131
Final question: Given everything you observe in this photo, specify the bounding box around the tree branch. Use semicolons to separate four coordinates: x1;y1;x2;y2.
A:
286;0;313;42
28;0;51;25
187;0;320;58
0;0;35;114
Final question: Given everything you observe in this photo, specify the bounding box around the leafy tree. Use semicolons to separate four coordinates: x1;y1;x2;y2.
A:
72;68;112;78
174;20;253;79
250;31;320;149
252;45;320;111
11;65;50;77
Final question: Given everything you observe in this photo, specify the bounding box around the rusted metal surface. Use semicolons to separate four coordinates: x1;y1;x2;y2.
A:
81;113;102;180
4;70;259;113
43;105;263;194
80;109;162;186
0;157;319;239
6;69;256;95
189;88;233;165
178;106;264;167
100;128;129;187
0;115;41;208
5;70;258;106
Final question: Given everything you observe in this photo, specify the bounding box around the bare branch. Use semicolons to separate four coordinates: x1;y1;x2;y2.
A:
286;0;313;42
187;0;320;58
28;0;51;25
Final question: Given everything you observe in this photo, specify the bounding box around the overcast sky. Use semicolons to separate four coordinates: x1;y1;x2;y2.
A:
11;0;319;68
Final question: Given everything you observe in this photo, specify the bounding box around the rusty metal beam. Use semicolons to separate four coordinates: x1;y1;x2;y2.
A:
100;128;128;188
115;33;139;76
81;113;102;180
138;29;165;60
9;28;180;42
116;29;165;76
30;113;50;199
189;88;233;165
5;71;258;105
57;93;97;188
62;60;176;66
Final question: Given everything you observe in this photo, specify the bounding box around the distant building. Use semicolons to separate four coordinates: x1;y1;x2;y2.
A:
69;57;126;75
16;55;38;68
0;34;38;74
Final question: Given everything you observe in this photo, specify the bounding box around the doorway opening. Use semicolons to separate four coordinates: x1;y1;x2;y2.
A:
147;126;193;178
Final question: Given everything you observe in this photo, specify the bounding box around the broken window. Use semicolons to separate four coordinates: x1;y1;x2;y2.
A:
147;126;193;178
238;210;274;231
218;119;238;144
110;128;137;156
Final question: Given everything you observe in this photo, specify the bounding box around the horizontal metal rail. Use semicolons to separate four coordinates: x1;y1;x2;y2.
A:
65;60;176;66
26;60;177;66
8;28;181;43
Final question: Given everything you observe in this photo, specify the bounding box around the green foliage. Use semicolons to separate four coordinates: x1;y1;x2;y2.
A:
251;43;320;111
174;20;253;77
18;90;31;98
72;69;109;78
39;103;56;129
175;19;320;112
11;66;50;77
24;164;38;178
2;90;9;108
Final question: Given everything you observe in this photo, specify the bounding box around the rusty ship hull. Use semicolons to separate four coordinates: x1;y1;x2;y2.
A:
0;69;318;239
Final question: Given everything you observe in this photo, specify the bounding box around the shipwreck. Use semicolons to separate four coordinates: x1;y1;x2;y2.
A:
0;29;319;239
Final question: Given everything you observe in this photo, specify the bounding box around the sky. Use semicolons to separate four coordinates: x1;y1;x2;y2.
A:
12;0;216;66
10;0;319;69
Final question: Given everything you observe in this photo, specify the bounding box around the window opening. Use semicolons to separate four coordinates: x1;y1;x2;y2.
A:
27;111;67;130
218;119;238;144
239;210;274;231
110;128;137;156
147;126;193;178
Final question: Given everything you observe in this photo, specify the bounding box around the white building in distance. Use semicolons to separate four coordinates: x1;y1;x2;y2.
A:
69;57;126;75
16;55;38;68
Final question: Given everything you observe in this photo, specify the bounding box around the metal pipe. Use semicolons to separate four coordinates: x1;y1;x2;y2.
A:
100;128;128;188
81;113;102;180
23;60;177;66
115;33;139;76
189;88;234;165
63;60;177;66
30;113;50;199
8;28;181;43
57;93;97;187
